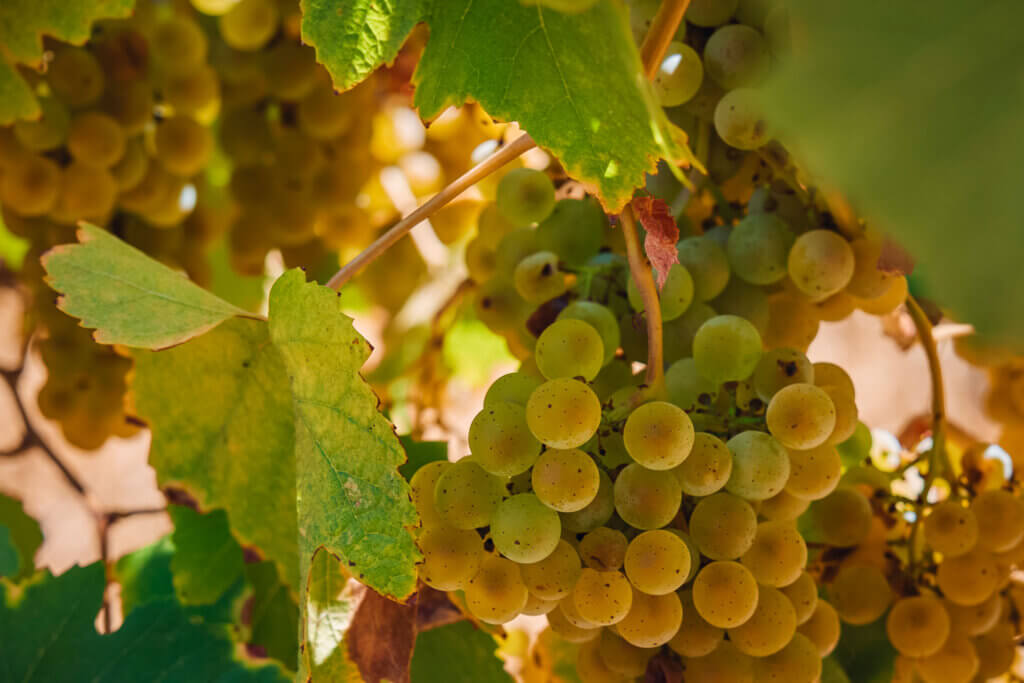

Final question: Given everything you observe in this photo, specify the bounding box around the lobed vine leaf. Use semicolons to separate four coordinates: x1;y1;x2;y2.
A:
830;618;897;683
410;621;511;683
246;561;300;671
0;58;39;124
0;493;42;580
169;505;246;606
302;0;686;211
0;528;17;578
300;547;363;682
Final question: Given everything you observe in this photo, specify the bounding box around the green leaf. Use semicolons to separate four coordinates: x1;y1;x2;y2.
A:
169;505;245;605
0;563;288;683
0;210;30;270
0;493;42;580
837;421;872;469
830;617;896;683
410;621;511;683
760;0;1024;341
300;547;362;682
397;436;447;482
246;561;299;672
133;317;299;592
0;527;18;578
821;657;853;683
268;269;419;600
303;0;683;211
207;238;267;313
42;224;249;349
0;58;39;124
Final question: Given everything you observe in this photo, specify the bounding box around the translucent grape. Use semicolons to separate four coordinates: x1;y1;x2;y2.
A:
561;469;615;533
164;65;221;116
535;318;604;381
151;17;208;75
829;564;892;625
536;197;606;266
689;492;758;560
788;229;856;299
617;589;683;647
760;489;810;521
491;493;561;563
703;25;770;90
531;448;600;512
219;0;279;51
668;589;723;657
915;633;979;683
807;487;872;547
886;595;951;657
653;42;704;107
476;202;518;247
417;525;484;590
923;500;978;557
665;357;719;411
725;431;791;501
410;460;450;529
521;592;559;616
468;401;541;477
797;600;840;656
627;263;695;322
740;520;807;588
575;638;626;682
714;88;770;151
475;277;530;332
13;97;69;151
857;275;909;316
711;277;770;334
526;378;602;449
752;348;814;402
821;384;858;445
520;539;582;600
781;571;819;625
727;213;794;286
613;463;682;530
766;383;836;449
496;168;555;226
623;401;694;470
786;444;842;500
680;641;754;683
263;42;319;101
465;554;529;624
573;568;633;626
972;489;1024;552
578;526;629;571
433;459;504;529
558;301;620;364
692;561;759;628
936;549;999;606
685;0;739;26
0;154;60;216
813;361;856;398
47;47;104;108
973;623;1016;679
155;116;212;177
693;314;763;384
673;432;732;496
845;238;893;299
727;584;796;656
814;290;859;322
53;162;117;220
623;530;690;595
944;593;1001;636
513;250;569;304
547;603;600;642
663;302;717;365
111;138;149;191
483;372;542;407
598;630;656;677
103;79;153;135
751;633;821;683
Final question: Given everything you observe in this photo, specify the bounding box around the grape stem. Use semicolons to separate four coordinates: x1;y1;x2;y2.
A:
326;132;537;290
618;206;667;398
639;0;692;80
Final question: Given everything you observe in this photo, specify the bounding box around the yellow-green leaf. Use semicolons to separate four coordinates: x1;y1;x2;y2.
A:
300;547;362;682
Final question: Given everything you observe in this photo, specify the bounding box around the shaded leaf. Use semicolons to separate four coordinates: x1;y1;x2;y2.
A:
830;617;896;683
43;224;248;349
0;492;42;580
522;629;581;683
397;437;447;482
410;621;511;683
347;588;417;683
414;585;464;632
169;505;245;605
301;547;362;682
821;657;853;683
0;527;18;578
634;196;680;289
0;58;38;124
245;561;299;672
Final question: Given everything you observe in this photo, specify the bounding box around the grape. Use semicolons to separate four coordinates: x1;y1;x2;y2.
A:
714;88;769;150
465;554;529;624
752;348;814;402
298;83;355;141
788;229;856;299
727;212;793;285
155;116;213;177
513;250;568;304
736;0;774;28
547;603;600;642
433;459;503;529
763;292;816;351
725;431;791;501
751;633;821;683
48;47;104;108
821;384;858;445
575;638;626;683
763;5;792;56
886;595;951;657
468;401;541;477
845;238;893;299
535;197;605;266
807;487;872;547
972;489;1024;552
623;401;694;470
704;25;770;90
829;565;892;625
53;162;117;221
814;290;859;322
535;318;604;381
496;168;555;226
923;500;978;557
673;431;732;496
561;469;615;533
973;623;1016;679
417;525;484;590
628;263;694;321
67;112;125;168
944;593;1001;636
916;633;980;683
727;584;796;656
766;383;837;449
532;448;600;512
740;520;807;588
521;593;559;615
219;0;279;51
711;276;770;334
668;589;723;657
410;460;450;530
164;64;220;117
785;444;842;500
613;463;682;530
623;530;690;595
692;561;759;628
681;641;754;683
526;378;601;449
558;301;620;364
491;493;561;563
936;549;999;606
13;97;70;151
152;17;207;75
598;630;656;677
112;137;149;191
476;202;518;247
685;0;739;26
475;277;531;333
813;361;856;398
494;228;541;275
689;492;757;560
665;357;719;411
617;589;683;647
663;302;717;364
857;275;909;316
520;539;582;600
653;42;704;107
797;600;840;656
0;154;60;216
573;568;633;626
760;489;810;521
693;314;763;384
578;526;629;571
782;571;819;625
263;42;319;101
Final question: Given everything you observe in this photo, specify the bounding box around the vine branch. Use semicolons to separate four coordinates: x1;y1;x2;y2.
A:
619;206;666;397
640;0;692;80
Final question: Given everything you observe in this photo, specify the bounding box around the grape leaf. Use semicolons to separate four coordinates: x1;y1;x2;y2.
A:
0;492;42;580
267;269;419;600
302;0;684;211
300;547;362;682
0;58;39;124
397;436;447;481
820;657;853;683
114;536;177;616
133;317;299;593
830;618;896;683
0;527;18;578
43;224;250;349
246;561;299;671
759;0;1024;341
410;621;511;683
634;196;680;289
169;505;246;606
0;563;288;683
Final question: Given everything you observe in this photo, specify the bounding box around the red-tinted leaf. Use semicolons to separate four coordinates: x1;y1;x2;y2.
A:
634;197;680;289
347;588;418;683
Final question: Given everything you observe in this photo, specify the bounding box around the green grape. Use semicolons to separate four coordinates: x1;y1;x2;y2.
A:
785;443;842;500
797;600;840;656
410;460;450;530
692;561;759;628
752;348;814;402
813;361;855;398
727;584;796;656
845;238;893;299
689;492;758;560
915;633;979;683
476;202;518;247
520;538;582;600
613;463;682;530
972;489;1024;552
886;595;951;657
433;459;503;529
617;589;683;647
936;549;999;606
13;97;70;151
468;401;542;477
494;228;540;275
219;0;279;51
766;383;837;450
693;314;762;384
665;357;719;411
806;487;872;547
526;378;602;449
727;212;793;285
663;302;716;364
535;318;604;380
47;47;105;108
522;592;559;616
151;17;207;75
677;235;730;301
711;277;770;334
725;431;790;501
575;638;626;682
788;229;856;299
704;25;770;90
714;88;769;151
111;137;149;191
623;530;690;595
669;589;723;657
547;602;600;641
681;641;753;683
740;520;807;588
465;237;498;283
558;301;620;364
465;554;529;624
484;372;542;408
760;489;810;521
417;525;484;590
155;115;212;177
0;154;60;216
923;500;978;557
298;83;355;140
53;162;117;221
829;565;892;625
427;198;482;245
973;623;1016;679
598;630;656;677
491;493;561;563
220;108;274;165
578;526;629;571
782;571;819;625
67;112;125;168
531;448;600;513
628;263;694;321
857;275;909;316
164;64;220;116
535;197;605;266
653;41;704;107
736;0;774;28
573;568;633;626
945;593;1001;637
751;633;821;683
561;469;615;533
685;0;739;26
263;42;319;101
475;277;530;333
496;168;555;226
673;431;731;496
623;401;694;470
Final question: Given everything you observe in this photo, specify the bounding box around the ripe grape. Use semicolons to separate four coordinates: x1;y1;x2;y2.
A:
740;520;807;587
628;263;695;321
578;526;629;571
915;633;979;683
496;168;555;226
613;463;682;530
797;600;840;656
781;570;819;625
433;459;503;529
598;630;655;677
673;431;731;496
685;0;739;26
535;197;605;266
760;489;810;521
785;444;842;500
574;638;625;682
813;361;856;397
727;212;794;285
483;371;542;407
714;88;770;150
13;97;70;151
712;276;770;333
48;47;105;108
219;0;279;51
727;584;797;656
490;493;561;563
410;460;450;529
53;162;117;220
623;530;690;595
152;17;208;75
164;65;221;117
520;539;582;600
0;154;60;216
155;116;213;176
513;250;568;304
822;383;859;444
468;401;541;477
653;42;704;107
923;500;978;557
558;301;620;364
680;641;753;683
665;357;719;411
788;229;856;299
807;487;872;547
689;492;758;560
829;564;892;625
936;549;999;606
623;401;694;470
857;275;909;315
845;238;892;299
703;25;770;90
531;448;600;512
534;318;604;381
944;592;1001;636
692;561;759;628
111;138;149;191
676;235;730;301
764;290;821;352
725;431;791;501
752;347;814;402
573;568;633;626
526;378;602;449
973;623;1016;679
972;488;1024;552
663;302;717;364
766;383;837;449
616;589;683;647
751;632;821;683
886;595;951;657
547;603;600;642
693;314;763;384
668;589;723;657
521;593;558;616
465;554;529;624
417;525;484;590
814;290;859;322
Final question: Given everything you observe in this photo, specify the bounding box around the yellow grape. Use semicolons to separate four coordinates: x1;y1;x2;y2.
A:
668;589;723;657
165;65;221;117
923;500;978;557
766;383;836;450
520;538;581;600
806;487;872;547
623;400;695;470
521;592;558;616
572;568;633;626
154;116;212;177
433;459;503;529
973;623;1016;679
829;564;892;625
739;520;807;588
526;378;602;449
936;549;999;606
531;448;599;512
886;595;951;657
812;361;855;397
417;525;484;591
856;274;908;316
692;561;759;628
465;554;529;624
430;197;483;245
623;530;691;595
797;599;840;656
780;570;818;625
13;97;69;151
759;490;810;521
914;633;979;683
725;430;791;501
762;290;820;352
558;591;598;628
263;42;319;101
785;443;842;500
845;237;892;299
111;137;149;191
490;493;561;563
534;318;603;380
727;584;797;656
575;638;628;683
514;251;569;305
47;47;105;108
681;641;754;683
560;469;615;533
787;229;855;299
578;526;629;571
751;632;821;683
613;463;682;530
598;629;656;677
0;154;60;216
67;112;125;168
616;589;683;647
546;604;600;642
53;162;117;221
751;347;814;402
151;17;208;75
483;371;542;408
409;460;450;530
822;383;859;444
944;593;1001;636
219;0;279;51
468;400;542;477
972;489;1024;552
689;492;758;560
813;290;859;322
673;431;732;496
